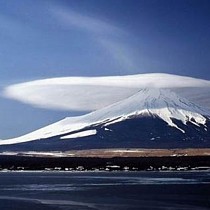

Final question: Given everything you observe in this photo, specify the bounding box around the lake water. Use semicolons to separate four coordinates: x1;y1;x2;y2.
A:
0;171;209;210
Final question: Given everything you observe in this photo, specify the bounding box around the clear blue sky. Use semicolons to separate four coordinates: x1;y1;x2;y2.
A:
0;0;210;138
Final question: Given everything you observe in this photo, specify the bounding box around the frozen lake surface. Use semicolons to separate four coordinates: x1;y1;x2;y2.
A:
0;171;209;210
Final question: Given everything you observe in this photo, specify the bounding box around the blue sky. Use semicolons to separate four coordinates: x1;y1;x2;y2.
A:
0;0;210;138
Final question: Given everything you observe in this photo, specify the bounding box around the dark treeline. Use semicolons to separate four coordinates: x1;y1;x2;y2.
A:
0;155;210;171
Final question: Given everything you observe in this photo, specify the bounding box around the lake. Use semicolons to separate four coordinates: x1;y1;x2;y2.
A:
0;171;209;210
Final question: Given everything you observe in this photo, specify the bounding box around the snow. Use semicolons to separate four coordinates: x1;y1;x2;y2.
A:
100;88;209;133
3;73;210;111
104;128;112;131
0;88;209;145
60;130;97;139
111;149;144;153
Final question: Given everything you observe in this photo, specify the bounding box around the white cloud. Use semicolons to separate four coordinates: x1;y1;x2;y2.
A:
3;73;210;112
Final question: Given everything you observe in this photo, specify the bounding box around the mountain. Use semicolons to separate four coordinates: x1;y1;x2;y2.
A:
0;88;210;151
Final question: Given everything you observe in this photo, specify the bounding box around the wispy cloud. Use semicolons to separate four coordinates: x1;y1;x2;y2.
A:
50;6;123;35
49;5;137;71
99;38;138;71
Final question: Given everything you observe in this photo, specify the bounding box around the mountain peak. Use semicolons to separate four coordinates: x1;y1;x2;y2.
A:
0;88;209;145
93;88;209;133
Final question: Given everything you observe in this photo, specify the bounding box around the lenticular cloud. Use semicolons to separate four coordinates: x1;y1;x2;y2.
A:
3;73;210;112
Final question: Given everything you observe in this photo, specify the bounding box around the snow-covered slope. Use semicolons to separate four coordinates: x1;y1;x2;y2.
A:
0;88;209;146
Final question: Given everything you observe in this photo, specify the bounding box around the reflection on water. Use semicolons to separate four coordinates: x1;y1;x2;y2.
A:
0;171;209;210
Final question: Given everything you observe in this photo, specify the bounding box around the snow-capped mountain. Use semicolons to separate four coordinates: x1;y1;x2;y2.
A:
0;88;210;150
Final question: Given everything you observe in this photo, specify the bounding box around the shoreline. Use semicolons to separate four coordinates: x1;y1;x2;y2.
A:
1;148;210;158
0;154;210;172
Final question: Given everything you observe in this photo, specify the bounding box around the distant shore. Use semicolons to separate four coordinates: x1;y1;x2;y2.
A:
1;148;210;158
0;148;210;171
